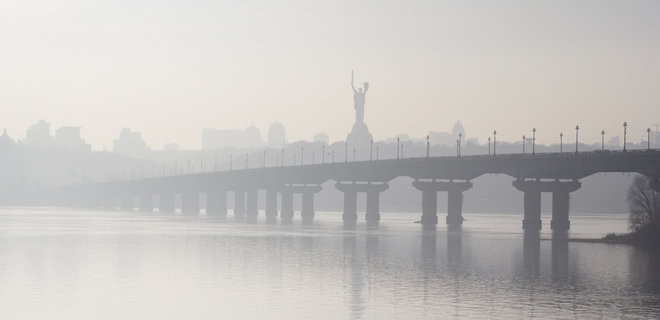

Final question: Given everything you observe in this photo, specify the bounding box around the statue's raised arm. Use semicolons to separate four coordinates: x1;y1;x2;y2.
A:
363;82;369;93
351;70;357;93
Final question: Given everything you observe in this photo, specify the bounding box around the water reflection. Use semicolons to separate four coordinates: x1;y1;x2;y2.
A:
551;231;569;281
522;231;541;277
343;231;364;320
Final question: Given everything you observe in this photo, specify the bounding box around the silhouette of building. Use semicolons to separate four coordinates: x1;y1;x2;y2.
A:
24;120;53;147
0;129;14;151
113;128;148;155
163;143;181;151
54;127;91;152
429;121;467;146
313;132;329;144
267;122;286;146
202;125;263;150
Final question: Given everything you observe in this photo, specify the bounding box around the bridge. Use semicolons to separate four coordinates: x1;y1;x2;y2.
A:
53;149;660;231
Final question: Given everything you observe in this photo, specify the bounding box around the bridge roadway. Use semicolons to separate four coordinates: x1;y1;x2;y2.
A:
57;149;660;230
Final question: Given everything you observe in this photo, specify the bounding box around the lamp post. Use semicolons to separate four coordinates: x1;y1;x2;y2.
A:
426;135;430;158
493;130;497;156
601;130;605;150
245;153;248;169
623;122;628;152
301;147;304;165
345;141;348;163
281;148;285;167
376;146;379;160
175;161;178;175
353;148;356;162
456;139;460;157
522;135;526;154
532;128;536;155
459;133;462;156
488;137;491;156
322;144;325;164
332;150;335;163
229;155;232;171
397;137;400;160
560;133;563;153
648;128;652;150
575;125;579;154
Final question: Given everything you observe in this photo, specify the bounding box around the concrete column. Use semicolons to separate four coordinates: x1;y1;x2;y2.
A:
280;190;294;224
522;190;542;230
551;191;570;231
343;190;358;225
301;191;315;224
233;190;245;220
246;188;259;223
265;189;278;224
159;193;175;214
513;180;542;230
139;194;153;212
182;191;200;216
420;189;438;226
206;190;227;218
446;190;464;226
366;190;381;225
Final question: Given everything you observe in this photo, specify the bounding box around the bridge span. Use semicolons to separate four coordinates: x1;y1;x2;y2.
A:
55;150;660;230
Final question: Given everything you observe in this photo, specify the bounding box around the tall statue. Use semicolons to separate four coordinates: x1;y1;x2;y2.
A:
351;70;369;124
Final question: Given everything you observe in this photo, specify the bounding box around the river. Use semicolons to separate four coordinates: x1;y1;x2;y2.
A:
0;207;658;319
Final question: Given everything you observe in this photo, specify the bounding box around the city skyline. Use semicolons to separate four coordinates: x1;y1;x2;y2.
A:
2;1;659;149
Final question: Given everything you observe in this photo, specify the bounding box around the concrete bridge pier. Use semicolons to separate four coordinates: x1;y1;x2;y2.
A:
265;189;278;224
233;190;245;221
513;180;543;230
246;188;259;223
550;181;581;231
300;186;322;225
181;191;200;216
365;183;389;226
336;183;358;226
206;190;227;218
280;190;294;224
139;194;153;212
413;180;473;228
513;179;581;231
159;193;175;214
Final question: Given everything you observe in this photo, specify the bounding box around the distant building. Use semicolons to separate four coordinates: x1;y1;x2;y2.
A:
313;132;329;145
0;129;14;151
54;127;91;152
202;125;263;150
163;143;181;151
267;122;286;146
429;121;466;146
113;128;148;155
24;120;53;147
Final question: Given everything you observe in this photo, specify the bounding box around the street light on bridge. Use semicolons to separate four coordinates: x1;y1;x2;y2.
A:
623;122;628;152
301;147;304;165
426;135;430;158
397;137;400;160
345;141;348;163
648;128;652;150
532;128;536;155
376;146;379;160
488;137;491;156
322;144;325;164
522;135;526;154
575;125;579;154
493;130;497;156
560;132;563;153
601;130;605;150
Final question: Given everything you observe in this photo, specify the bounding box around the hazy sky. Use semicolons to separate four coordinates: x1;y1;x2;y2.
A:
1;0;659;150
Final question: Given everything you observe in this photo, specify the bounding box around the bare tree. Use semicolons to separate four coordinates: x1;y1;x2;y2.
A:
627;175;660;231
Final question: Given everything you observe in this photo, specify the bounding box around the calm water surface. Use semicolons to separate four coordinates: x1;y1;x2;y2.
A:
0;208;659;319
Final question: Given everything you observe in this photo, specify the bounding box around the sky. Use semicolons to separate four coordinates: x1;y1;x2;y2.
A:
1;0;659;150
